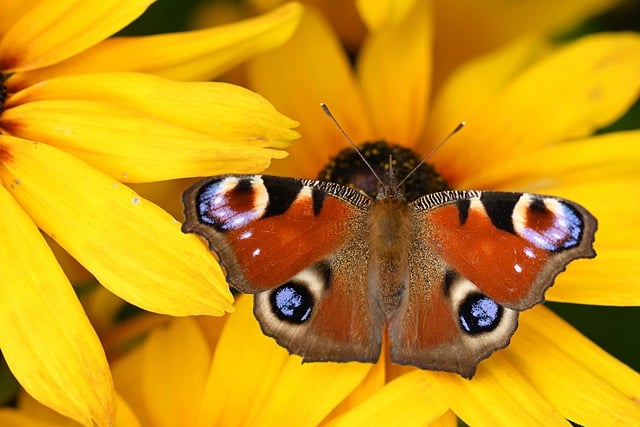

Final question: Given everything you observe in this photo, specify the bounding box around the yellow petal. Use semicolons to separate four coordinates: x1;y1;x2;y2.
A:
429;410;458;427
2;99;287;182
510;307;640;425
324;357;386;419
112;344;149;425
0;0;153;72
8;72;298;145
543;180;640;306
83;285;128;332
431;0;623;86
198;295;372;427
425;35;550;153
111;352;162;427
0;185;114;426
248;7;372;177
326;370;448;426
432;33;640;187
195;315;229;354
0;0;33;36
488;33;640;146
2;389;139;427
426;353;568;426
0;409;44;426
455;131;640;191
7;2;303;88
114;393;142;427
547;247;640;305
0;135;234;316
44;233;94;285
357;0;431;146
272;0;366;52
3;73;298;182
140;318;211;427
356;0;419;30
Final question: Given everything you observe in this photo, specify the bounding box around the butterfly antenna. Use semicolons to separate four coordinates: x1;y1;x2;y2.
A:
321;103;385;186
395;121;466;191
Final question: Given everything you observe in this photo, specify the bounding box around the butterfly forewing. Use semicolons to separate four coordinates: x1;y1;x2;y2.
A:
183;175;385;361
182;175;365;291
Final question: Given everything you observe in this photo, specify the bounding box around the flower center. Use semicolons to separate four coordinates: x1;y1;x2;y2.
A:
317;141;449;201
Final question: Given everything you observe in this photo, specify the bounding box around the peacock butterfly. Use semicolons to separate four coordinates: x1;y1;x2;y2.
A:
181;117;597;378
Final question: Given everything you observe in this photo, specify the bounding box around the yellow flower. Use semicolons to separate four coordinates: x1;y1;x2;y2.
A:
0;300;375;426
0;0;301;424
241;1;640;424
362;0;626;84
119;299;375;426
232;0;624;82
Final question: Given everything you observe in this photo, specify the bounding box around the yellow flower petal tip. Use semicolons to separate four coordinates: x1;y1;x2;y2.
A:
0;135;234;317
4;73;299;182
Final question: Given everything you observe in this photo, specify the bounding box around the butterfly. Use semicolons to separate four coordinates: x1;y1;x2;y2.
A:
181;140;597;379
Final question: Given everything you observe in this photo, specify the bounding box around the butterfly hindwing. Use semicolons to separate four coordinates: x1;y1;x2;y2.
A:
182;176;384;362
253;237;384;363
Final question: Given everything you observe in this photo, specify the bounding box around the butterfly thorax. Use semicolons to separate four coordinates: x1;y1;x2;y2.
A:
319;141;447;316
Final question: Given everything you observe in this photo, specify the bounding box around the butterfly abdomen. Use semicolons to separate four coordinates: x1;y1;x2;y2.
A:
368;197;411;315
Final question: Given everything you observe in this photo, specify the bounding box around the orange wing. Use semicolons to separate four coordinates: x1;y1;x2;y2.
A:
183;175;385;362
389;191;596;378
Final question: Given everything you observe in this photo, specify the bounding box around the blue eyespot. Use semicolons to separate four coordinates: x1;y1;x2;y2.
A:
270;283;313;324
459;293;503;335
